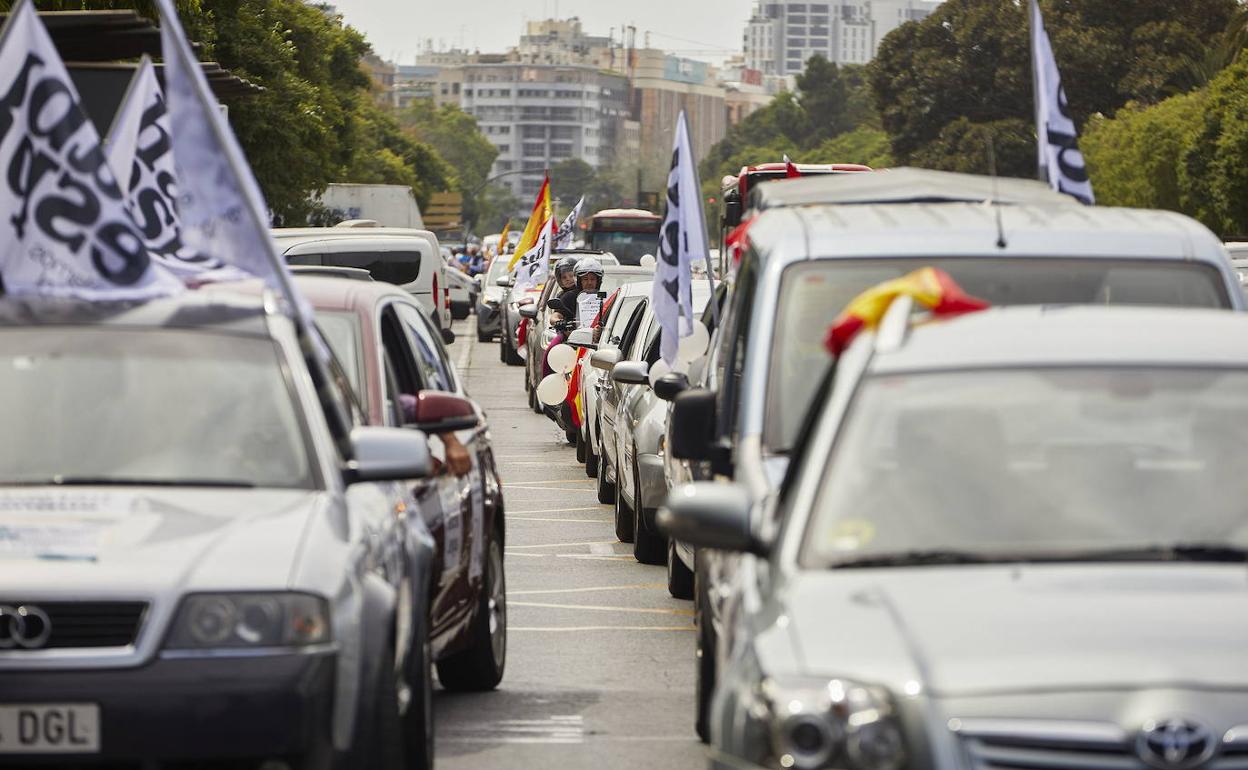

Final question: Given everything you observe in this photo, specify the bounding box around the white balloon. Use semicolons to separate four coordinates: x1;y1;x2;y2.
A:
547;343;577;374
676;321;710;365
638;254;657;269
648;359;671;389
537;373;569;406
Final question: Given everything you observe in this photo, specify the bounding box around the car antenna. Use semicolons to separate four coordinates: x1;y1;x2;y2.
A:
986;129;1008;250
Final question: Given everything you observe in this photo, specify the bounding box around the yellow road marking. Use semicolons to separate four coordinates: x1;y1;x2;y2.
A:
506;540;618;550
510;601;694;617
510;626;695;632
508;583;666;596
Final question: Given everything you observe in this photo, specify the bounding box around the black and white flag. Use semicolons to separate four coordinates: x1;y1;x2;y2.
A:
105;56;244;282
653;111;704;365
554;195;583;250
0;1;182;299
512;218;551;293
1030;0;1094;204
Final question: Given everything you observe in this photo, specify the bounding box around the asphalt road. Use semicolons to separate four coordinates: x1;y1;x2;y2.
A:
435;318;704;770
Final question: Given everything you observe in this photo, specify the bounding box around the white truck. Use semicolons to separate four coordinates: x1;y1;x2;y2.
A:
318;183;424;228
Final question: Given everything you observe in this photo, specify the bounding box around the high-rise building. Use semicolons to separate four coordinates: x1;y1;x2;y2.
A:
744;0;940;76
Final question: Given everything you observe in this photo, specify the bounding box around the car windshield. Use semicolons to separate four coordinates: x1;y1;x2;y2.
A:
317;311;365;398
486;256;511;284
802;367;1248;568
589;231;660;265
766;257;1232;451
0;329;313;489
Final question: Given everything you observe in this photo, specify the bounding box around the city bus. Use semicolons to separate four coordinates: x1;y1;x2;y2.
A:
584;208;662;266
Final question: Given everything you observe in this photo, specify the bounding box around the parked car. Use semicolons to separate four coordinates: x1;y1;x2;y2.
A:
476;257;513;342
1226;240;1248;288
442;257;477;320
668;197;1247;741
663;303;1248;770
0;291;438;768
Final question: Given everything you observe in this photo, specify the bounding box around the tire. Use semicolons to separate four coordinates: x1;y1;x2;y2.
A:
437;532;507;692
478;329;491;342
632;465;666;565
564;427;578;446
614;461;635;543
503;339;524;366
695;565;716;744
585;421;599;478
596;438;616;505
498;339;507;363
402;622;434;770
576;431;587;463
667;539;694;600
360;643;405;770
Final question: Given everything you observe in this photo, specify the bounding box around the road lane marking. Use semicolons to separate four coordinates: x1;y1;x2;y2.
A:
508;583;666;596
503;485;601;493
556;554;636;562
442;715;586;745
507;478;597;486
457;331;472;370
510;625;695;632
509;516;609;523
506;540;618;550
503;552;547;558
507;506;603;514
509;601;694;616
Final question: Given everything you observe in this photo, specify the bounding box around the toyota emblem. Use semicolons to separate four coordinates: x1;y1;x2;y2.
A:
0;604;52;649
1138;718;1218;770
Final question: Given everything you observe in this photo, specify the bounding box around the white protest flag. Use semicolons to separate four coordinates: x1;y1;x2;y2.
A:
554;195;584;249
1030;0;1094;204
0;1;182;299
512;217;552;293
652;111;705;365
105;56;245;283
154;0;306;311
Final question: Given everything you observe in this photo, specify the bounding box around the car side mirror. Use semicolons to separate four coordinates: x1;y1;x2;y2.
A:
518;305;538;320
653;372;689;402
566;327;597;350
670;388;717;460
611;361;649;385
590;348;621;371
496;276;512;288
405;391;480;434
545;298;564;311
345;426;431;484
657;482;764;556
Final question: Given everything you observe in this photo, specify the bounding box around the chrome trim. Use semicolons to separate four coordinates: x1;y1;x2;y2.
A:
949;717;1129;745
159;642;338;660
1224;726;1248;746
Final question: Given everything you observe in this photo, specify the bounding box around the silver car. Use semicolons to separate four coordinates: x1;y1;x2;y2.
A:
663;303;1248;770
0;293;440;768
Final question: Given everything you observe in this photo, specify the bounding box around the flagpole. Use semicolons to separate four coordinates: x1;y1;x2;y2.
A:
1029;0;1046;183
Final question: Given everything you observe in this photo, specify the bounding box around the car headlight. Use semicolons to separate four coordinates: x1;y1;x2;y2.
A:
752;677;906;770
165;592;331;649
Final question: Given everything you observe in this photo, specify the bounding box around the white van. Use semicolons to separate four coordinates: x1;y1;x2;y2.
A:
272;228;453;333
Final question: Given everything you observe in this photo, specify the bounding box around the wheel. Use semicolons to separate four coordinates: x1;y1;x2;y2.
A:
613;461;634;543
632;464;666;565
402;621;434;770
695;564;716;743
667;539;694;600
478;329;491;342
585;423;599;478
576;431;587;463
564;427;578;446
498;339;506;363
530;379;543;413
359;642;404;770
437;530;507;691
503;339;524;366
596;438;616;505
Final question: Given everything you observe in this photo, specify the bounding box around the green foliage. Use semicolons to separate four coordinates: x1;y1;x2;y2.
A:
401;100;498;226
1179;58;1248;236
475;184;522;234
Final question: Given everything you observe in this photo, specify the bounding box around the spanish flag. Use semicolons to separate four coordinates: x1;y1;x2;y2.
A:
825;267;988;355
508;175;552;270
498;219;511;254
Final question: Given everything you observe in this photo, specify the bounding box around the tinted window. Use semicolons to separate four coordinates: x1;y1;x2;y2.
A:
299;250;422;286
588;231;661;265
317;311;365;398
0;330;313;489
765;257;1233;451
396;303;454;391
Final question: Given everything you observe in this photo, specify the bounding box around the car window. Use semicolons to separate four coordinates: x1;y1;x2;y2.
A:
295;250;422;285
606;296;645;346
396;302;455;391
380;305;423;394
317;311;365;399
764;257;1234;452
716;249;758;441
626;311;655;361
0;329;314;489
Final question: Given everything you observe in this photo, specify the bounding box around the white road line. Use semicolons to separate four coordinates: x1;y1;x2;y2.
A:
507;506;602;514
505;485;600;493
509;516;608;523
510;625;695;632
509;601;694;616
556;554;636;562
506;540;618;550
508;583;665;596
456;328;473;371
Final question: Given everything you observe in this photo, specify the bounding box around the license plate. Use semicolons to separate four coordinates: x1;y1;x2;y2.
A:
0;704;99;753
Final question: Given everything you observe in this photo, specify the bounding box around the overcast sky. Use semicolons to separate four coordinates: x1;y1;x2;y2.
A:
330;0;757;65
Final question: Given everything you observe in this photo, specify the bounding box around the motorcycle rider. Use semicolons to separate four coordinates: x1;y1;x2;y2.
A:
555;257;605;322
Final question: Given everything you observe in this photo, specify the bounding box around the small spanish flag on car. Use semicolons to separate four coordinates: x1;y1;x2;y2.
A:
825;267;989;355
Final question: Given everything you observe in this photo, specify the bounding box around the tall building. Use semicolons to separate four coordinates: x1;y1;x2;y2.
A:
629;49;727;192
744;0;940;76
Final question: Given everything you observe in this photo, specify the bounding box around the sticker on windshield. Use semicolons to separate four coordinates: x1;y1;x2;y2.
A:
825;519;875;552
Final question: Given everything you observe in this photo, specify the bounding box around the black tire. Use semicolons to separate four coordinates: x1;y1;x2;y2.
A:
437;532;507;692
576;431;587;463
402;622;434;770
584;435;598;478
498;339;507;363
503;339;524;366
478;329;492;342
695;564;716;743
360;643;404;770
667;539;694;600
453;305;470;321
614;462;635;543
564;427;578;446
632;465;666;565
596;438;616;505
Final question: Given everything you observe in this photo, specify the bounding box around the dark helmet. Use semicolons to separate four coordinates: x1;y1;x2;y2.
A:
574;256;604;278
555;255;578;279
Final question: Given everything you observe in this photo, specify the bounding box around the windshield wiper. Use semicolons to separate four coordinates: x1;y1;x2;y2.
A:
1037;543;1248;563
3;477;257;488
830;549;1001;569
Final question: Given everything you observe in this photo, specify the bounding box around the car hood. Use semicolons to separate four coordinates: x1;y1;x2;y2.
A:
782;565;1248;696
0;486;329;597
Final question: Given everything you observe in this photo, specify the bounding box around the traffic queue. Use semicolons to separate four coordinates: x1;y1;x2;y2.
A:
498;132;1248;770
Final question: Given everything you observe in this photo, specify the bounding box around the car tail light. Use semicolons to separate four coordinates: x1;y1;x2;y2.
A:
433;273;439;309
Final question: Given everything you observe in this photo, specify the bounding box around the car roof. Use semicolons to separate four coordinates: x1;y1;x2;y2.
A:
749;202;1229;265
869;305;1248;374
0;289;273;335
751;167;1077;210
218;275;414;314
280;235;434;255
604;265;654;276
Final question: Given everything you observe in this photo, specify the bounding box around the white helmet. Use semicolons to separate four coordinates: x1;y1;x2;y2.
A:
574;257;604;278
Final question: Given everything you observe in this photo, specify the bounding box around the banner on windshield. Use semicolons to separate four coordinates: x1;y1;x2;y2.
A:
0;1;183;299
1030;0;1094;205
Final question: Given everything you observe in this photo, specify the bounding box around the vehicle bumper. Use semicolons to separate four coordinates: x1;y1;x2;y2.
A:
477;303;501;334
636;453;668;530
1;650;337;767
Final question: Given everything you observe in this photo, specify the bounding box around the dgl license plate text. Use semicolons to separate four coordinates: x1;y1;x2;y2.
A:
0;704;99;753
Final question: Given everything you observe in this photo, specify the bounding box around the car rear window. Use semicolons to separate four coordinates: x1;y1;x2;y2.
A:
765;257;1233;452
289;250;422;286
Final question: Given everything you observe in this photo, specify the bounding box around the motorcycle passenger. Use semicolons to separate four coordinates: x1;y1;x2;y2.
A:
556;257;605;322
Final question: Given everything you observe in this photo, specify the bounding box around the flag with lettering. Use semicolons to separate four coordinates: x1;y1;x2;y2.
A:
554;195;584;249
1030;0;1094;205
105;56;244;283
0;1;182;299
652;111;704;365
512;217;552;293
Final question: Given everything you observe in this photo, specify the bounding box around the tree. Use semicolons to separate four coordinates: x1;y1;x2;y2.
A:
550;159;597;210
1179;58;1248;236
794;55;850;144
401;101;498;227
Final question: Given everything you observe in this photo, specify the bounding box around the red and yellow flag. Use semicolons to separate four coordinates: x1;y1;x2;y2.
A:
825;267;989;355
508;175;552;270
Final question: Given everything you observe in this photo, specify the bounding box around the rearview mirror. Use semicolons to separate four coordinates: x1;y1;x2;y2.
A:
566;328;596;350
611;361;649;385
406;391;480;434
518;305;538;320
653;372;690;402
657;482;764;555
345;427;431;483
545;298;564;311
590;348;621;371
670;388;716;460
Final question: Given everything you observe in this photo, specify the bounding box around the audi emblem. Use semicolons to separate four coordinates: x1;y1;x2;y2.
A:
0;604;52;649
1137;718;1218;770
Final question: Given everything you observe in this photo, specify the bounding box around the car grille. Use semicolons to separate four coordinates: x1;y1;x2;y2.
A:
952;718;1248;770
2;601;147;649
